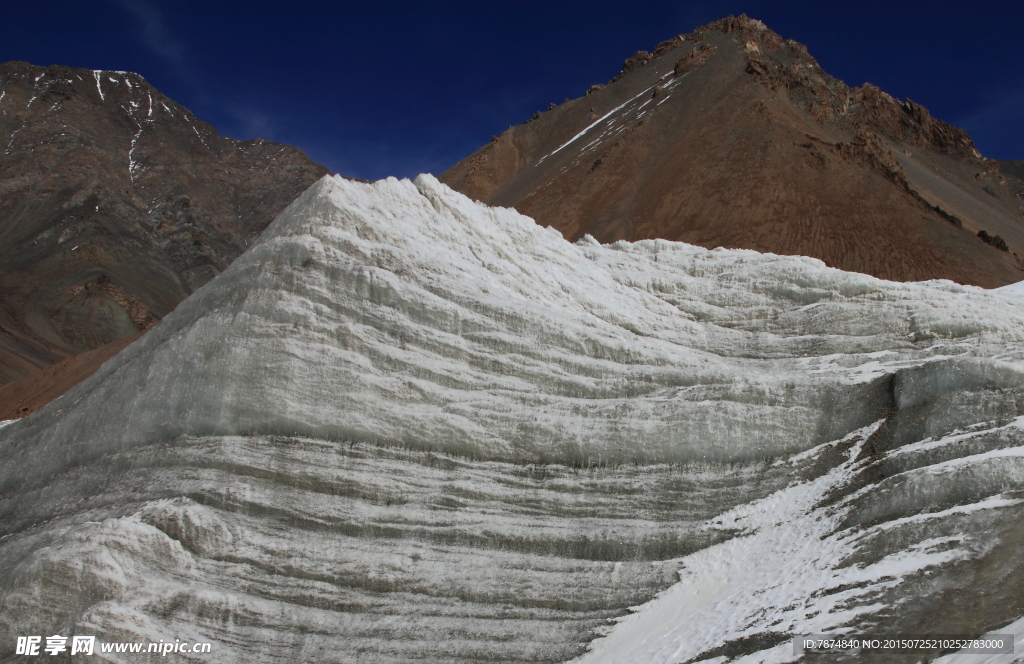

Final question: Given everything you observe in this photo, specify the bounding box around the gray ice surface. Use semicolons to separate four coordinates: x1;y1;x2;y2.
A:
2;175;1024;663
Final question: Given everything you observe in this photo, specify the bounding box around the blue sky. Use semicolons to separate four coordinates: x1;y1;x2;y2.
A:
3;1;1022;179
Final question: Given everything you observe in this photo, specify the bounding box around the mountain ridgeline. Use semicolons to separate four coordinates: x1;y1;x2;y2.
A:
442;15;1024;288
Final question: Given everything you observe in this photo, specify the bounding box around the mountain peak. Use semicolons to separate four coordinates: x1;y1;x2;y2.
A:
612;16;980;161
441;17;1024;287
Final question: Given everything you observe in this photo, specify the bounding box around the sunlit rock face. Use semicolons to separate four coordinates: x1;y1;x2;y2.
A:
1;175;1023;663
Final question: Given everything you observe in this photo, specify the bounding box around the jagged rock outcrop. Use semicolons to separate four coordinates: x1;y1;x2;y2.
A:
0;61;328;383
441;15;1024;288
979;229;1009;251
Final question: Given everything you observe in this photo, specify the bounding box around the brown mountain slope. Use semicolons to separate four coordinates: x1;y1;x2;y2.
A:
0;331;142;420
0;61;328;384
441;15;1024;288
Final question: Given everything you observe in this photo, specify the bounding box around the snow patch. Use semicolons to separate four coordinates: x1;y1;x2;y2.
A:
92;70;104;101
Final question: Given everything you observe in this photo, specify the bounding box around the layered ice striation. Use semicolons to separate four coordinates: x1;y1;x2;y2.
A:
2;175;1024;663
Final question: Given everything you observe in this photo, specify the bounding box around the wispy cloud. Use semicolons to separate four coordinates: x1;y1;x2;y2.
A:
114;0;187;69
222;105;279;142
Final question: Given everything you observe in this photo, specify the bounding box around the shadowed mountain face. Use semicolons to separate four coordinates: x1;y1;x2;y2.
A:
0;61;328;384
441;15;1024;289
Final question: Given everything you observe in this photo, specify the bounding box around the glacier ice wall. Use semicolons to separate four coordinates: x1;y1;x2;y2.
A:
1;175;1024;663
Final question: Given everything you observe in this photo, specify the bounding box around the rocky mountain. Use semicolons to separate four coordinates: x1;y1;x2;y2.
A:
2;175;1023;662
0;61;328;384
441;15;1024;288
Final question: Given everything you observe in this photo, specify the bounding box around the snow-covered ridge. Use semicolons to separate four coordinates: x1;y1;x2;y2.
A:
1;175;1023;663
4;175;1022;484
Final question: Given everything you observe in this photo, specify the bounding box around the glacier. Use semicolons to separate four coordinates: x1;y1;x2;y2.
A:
1;174;1024;663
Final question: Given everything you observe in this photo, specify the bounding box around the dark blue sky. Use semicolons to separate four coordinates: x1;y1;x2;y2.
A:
4;1;1022;179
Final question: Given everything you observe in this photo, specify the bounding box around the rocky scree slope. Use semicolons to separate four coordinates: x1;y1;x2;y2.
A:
441;15;1024;288
0;61;328;384
2;175;1024;663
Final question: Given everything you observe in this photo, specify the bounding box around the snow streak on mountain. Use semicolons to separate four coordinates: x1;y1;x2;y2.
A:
2;176;1024;662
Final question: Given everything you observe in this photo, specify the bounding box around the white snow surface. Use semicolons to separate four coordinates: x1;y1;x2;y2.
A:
995;279;1024;298
2;175;1024;663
